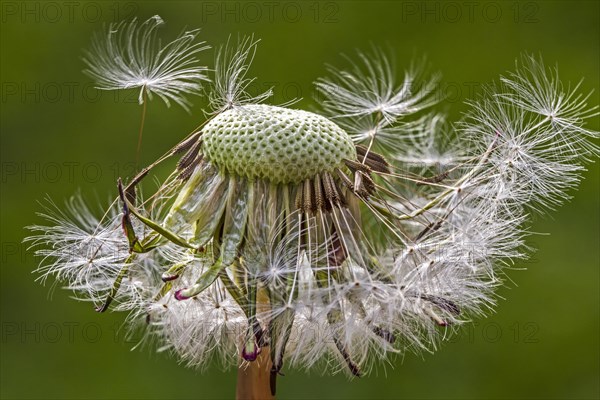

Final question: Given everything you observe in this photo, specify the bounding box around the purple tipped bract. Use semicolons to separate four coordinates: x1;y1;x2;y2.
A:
162;274;179;282
242;342;260;362
174;289;190;301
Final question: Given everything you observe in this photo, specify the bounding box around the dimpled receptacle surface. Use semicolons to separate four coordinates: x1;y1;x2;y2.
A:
201;104;356;184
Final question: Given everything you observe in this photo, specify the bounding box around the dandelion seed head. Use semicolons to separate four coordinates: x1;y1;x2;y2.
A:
29;34;599;380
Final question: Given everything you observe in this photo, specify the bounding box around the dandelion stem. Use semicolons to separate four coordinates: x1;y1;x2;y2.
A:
236;346;275;400
236;287;275;400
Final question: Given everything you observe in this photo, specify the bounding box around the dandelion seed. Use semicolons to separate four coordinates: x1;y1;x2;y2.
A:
83;15;210;111
316;49;441;159
316;48;439;122
208;35;273;113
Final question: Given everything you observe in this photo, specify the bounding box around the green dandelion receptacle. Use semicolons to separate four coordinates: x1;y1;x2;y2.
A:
202;105;357;184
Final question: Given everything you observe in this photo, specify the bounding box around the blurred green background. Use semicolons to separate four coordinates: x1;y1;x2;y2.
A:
1;1;598;399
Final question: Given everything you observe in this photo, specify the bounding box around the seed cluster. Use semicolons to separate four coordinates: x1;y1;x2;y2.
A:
201;105;356;184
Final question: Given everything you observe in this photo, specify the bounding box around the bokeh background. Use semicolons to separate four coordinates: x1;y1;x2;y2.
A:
1;1;598;399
